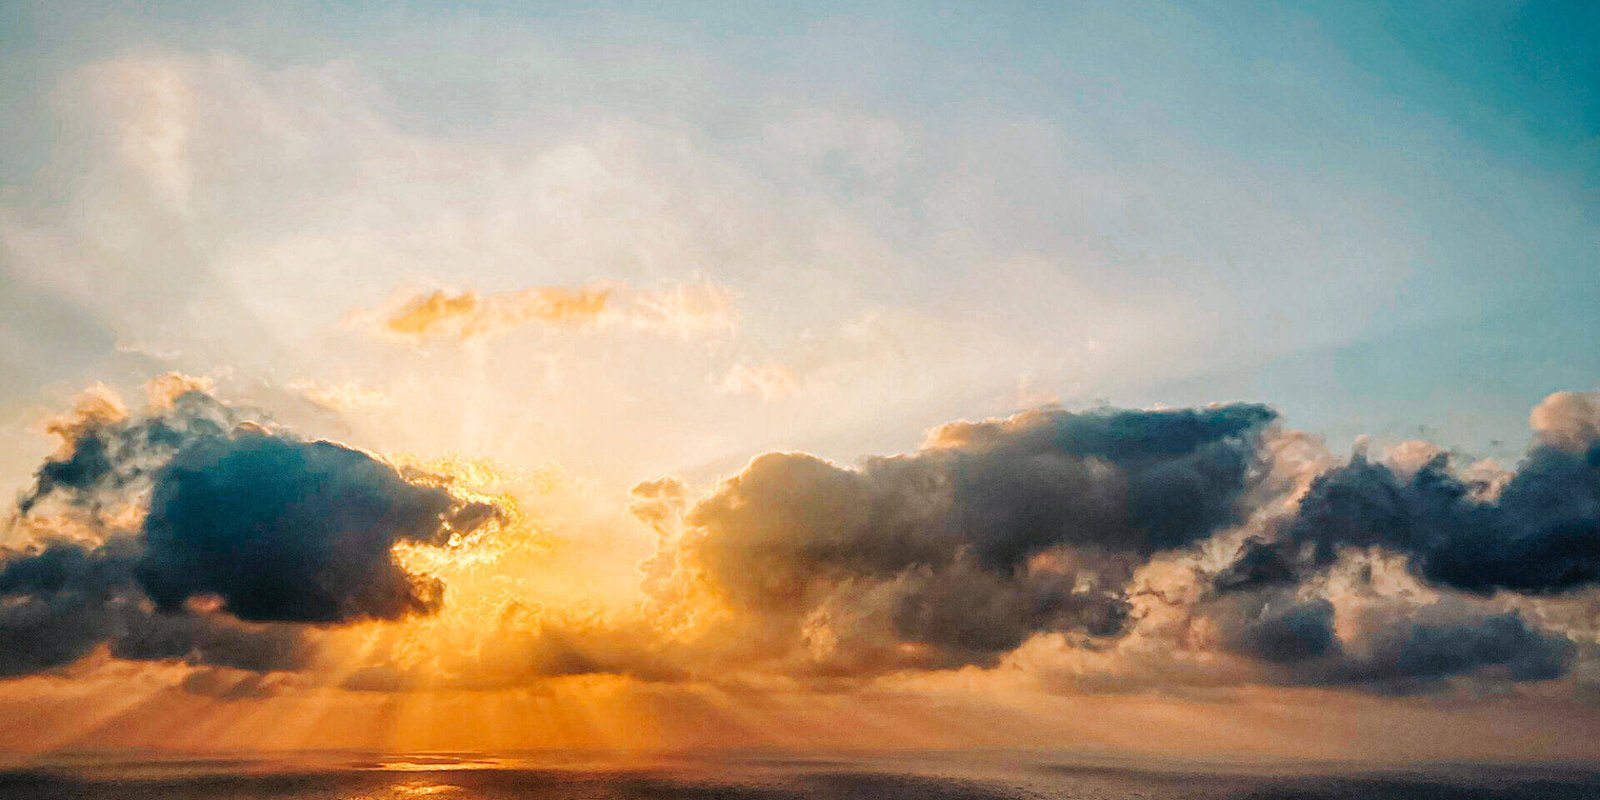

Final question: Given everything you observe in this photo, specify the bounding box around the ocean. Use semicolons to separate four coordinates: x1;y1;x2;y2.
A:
0;751;1596;799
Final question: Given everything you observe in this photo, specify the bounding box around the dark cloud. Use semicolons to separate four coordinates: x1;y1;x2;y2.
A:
0;387;500;680
1423;443;1600;594
1309;604;1571;691
1219;438;1600;598
10;383;1598;697
886;559;1129;667
938;404;1276;567
1196;402;1600;692
659;396;1598;692
671;404;1276;672
136;429;494;623
1342;604;1572;688
1215;592;1340;665
1209;590;1572;691
18;390;235;515
0;538;313;678
111;605;315;672
0;539;129;678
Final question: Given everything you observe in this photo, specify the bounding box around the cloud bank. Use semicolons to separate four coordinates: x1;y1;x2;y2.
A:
5;383;1600;703
610;392;1600;695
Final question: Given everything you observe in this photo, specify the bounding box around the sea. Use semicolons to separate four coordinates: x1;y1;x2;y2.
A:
0;750;1596;799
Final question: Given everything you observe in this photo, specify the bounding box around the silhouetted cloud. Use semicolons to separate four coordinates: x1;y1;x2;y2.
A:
0;539;133;677
0;538;313;677
0;381;501;680
618;394;1600;693
1216;592;1340;664
657;404;1278;672
18;388;234;515
1219;406;1600;598
1209;590;1570;691
137;430;494;622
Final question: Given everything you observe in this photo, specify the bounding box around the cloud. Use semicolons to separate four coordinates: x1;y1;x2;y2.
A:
1215;591;1340;665
18;384;234;516
718;362;802;401
0;538;137;677
8;384;1600;699
136;429;495;623
1219;390;1600;597
0;537;314;678
644;404;1278;674
78;57;196;211
593;393;1600;696
380;285;613;340
1531;391;1600;452
286;380;392;413
354;280;738;344
0;379;502;680
1211;591;1572;691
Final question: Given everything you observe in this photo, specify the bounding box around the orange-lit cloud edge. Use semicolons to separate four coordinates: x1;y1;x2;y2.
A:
5;337;1600;761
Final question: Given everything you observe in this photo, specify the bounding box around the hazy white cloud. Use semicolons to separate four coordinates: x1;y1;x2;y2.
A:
77;58;196;211
286;379;392;412
719;361;802;401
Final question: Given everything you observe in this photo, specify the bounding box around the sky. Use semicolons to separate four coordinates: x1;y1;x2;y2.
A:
1;0;1599;760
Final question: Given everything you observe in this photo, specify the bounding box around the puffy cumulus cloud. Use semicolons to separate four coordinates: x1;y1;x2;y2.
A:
636;404;1280;676
1532;390;1600;453
0;538;138;677
1133;390;1600;695
353;280;738;344
310;405;1287;693
136;430;493;622
575;393;1600;699
1218;393;1600;598
0;378;502;683
923;403;1277;565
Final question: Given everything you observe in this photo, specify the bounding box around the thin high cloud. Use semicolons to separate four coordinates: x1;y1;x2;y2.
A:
351;281;739;344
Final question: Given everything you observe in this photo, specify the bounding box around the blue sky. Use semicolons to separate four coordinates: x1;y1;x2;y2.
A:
1;0;1596;469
